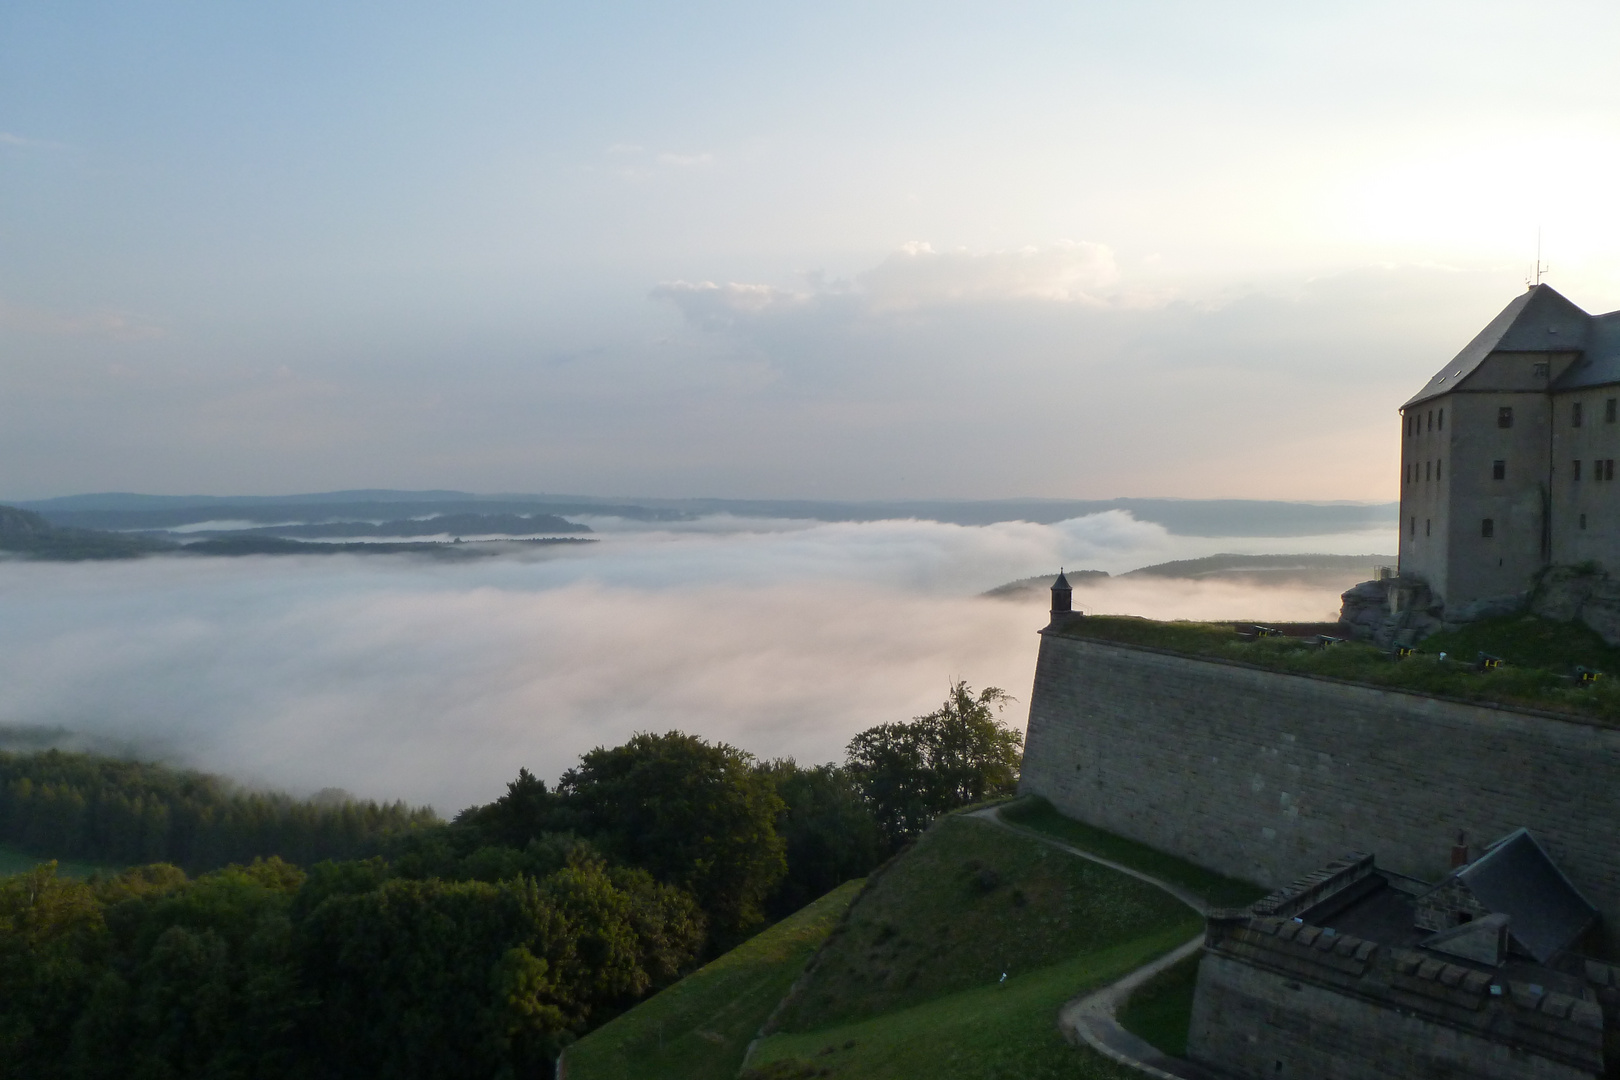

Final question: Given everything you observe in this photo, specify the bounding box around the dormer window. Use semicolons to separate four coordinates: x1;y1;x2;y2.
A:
1534;361;1550;377
1498;407;1514;428
1574;402;1584;427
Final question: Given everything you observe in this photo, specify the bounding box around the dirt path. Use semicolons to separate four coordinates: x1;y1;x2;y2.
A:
967;807;1217;1080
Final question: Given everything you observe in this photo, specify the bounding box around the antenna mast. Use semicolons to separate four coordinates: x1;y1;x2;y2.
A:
1529;228;1550;287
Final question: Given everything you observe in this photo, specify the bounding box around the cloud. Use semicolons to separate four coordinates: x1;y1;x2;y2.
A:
861;240;1119;309
0;300;163;341
652;240;1121;328
0;512;1390;812
656;151;713;167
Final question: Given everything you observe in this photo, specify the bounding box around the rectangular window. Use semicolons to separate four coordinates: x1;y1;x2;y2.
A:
1534;361;1550;377
1574;402;1584;427
1608;460;1616;482
1437;458;1442;481
1426;518;1432;537
1581;513;1588;530
1438;408;1445;430
1574;459;1583;481
1428;410;1434;431
1481;518;1495;538
1425;461;1431;481
1493;460;1505;480
1498;406;1514;428
1608;398;1616;423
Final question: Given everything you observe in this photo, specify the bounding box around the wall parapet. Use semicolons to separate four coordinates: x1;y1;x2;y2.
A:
1019;632;1620;946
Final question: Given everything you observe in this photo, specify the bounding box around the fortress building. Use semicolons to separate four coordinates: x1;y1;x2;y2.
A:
1400;284;1620;613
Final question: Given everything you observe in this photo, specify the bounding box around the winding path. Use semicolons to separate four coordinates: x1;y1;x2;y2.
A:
967;807;1219;1080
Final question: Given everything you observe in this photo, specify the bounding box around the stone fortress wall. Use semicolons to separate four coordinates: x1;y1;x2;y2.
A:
1018;630;1620;946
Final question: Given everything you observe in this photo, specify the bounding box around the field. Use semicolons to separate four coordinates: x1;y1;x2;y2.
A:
1056;614;1620;724
564;879;864;1080
747;813;1203;1079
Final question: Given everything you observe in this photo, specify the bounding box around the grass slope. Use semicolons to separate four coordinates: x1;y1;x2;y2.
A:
750;813;1202;1079
746;931;1186;1080
564;879;863;1080
1057;614;1620;725
771;815;1196;1032
1116;951;1202;1058
0;842;120;879
999;797;1267;909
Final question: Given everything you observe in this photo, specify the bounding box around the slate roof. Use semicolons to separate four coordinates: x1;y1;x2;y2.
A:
1404;285;1597;408
1052;570;1071;590
1450;828;1598;964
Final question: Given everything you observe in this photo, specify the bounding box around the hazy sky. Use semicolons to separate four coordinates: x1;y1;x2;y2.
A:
5;1;1620;501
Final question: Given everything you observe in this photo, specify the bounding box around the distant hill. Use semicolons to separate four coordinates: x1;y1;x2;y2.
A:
981;570;1108;599
983;553;1397;600
0;505;594;561
1123;552;1395;588
0;506;174;560
14;490;1399;538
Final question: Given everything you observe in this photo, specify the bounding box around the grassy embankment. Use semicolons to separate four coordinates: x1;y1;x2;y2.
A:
1056;613;1620;725
563;879;864;1080
743;812;1205;1080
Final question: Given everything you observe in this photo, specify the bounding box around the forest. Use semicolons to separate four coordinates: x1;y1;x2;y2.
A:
0;682;1023;1078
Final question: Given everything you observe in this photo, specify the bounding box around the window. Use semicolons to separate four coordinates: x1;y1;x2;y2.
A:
1574;402;1584;427
1581;513;1588;530
1481;518;1495;538
1607;398;1616;423
1428;410;1434;431
1426;518;1432;537
1438;408;1445;430
1609;460;1616;482
1498;406;1514;428
1493;460;1505;480
1437;458;1443;481
1534;361;1550;377
1574;459;1583;482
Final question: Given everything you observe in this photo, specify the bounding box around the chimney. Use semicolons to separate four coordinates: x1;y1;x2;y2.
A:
1450;830;1470;869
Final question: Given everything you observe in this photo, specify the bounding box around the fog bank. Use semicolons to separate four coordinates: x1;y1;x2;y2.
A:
0;512;1391;812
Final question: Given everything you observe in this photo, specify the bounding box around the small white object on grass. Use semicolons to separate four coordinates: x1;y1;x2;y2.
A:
999;972;1007;983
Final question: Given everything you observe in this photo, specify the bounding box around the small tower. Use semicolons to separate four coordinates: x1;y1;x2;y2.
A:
1050;569;1073;620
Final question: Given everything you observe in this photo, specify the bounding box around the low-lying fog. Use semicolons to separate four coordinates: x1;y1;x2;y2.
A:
0;511;1392;813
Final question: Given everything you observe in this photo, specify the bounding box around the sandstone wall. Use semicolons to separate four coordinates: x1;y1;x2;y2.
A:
1019;631;1620;939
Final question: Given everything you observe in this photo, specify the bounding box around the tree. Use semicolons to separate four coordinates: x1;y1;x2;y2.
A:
755;760;886;917
845;681;1023;846
557;732;786;943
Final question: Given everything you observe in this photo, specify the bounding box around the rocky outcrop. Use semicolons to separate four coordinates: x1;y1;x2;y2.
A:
1531;566;1620;645
1340;577;1445;648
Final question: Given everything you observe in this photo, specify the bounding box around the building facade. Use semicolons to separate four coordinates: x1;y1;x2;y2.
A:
1400;284;1620;610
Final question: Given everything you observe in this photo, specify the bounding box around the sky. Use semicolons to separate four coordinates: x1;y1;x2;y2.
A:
0;514;1390;810
5;1;1620;501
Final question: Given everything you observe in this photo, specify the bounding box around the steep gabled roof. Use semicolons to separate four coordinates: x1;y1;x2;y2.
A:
1554;310;1620;393
1404;285;1593;408
1452;828;1598;963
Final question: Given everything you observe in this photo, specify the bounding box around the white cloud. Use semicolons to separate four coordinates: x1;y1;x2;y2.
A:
860;240;1119;309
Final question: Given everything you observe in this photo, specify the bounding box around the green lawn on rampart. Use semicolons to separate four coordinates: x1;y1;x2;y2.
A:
998;797;1266;910
1054;614;1620;724
1116;951;1202;1058
748;813;1202;1079
563;879;863;1080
